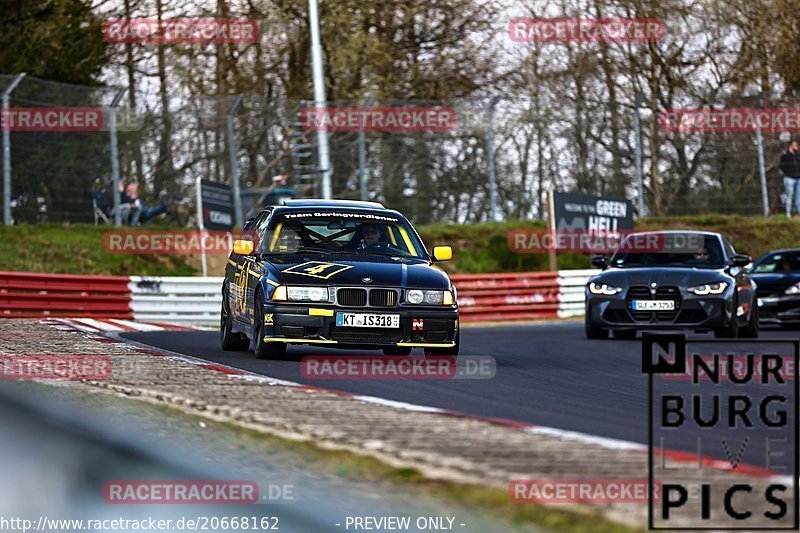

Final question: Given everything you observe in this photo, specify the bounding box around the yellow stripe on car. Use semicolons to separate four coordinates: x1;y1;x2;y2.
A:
308;308;334;316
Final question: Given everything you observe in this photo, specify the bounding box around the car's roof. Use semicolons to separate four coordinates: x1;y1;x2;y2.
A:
281;199;386;209
625;230;722;238
759;248;800;255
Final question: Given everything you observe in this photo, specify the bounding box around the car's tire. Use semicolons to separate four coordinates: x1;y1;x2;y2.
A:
740;303;760;338
612;329;637;340
585;322;609;339
714;316;739;338
253;290;287;360
220;285;250;351
383;346;413;356
424;329;460;357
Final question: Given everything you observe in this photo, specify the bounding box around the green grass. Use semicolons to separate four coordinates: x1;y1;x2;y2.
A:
0;223;197;276
2;215;798;276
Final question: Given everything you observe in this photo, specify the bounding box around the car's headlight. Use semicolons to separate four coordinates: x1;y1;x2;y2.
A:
785;283;800;295
588;282;622;295
688;282;728;295
406;289;454;305
285;286;333;302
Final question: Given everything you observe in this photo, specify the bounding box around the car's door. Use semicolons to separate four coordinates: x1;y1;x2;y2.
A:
241;209;273;325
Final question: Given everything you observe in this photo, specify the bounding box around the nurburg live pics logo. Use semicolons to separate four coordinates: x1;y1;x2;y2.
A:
643;333;799;529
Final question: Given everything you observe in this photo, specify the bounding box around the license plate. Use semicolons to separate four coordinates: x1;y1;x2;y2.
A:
336;312;400;328
631;300;675;311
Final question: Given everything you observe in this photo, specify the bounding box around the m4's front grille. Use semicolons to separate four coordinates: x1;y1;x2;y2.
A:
336;288;399;308
625;285;681;321
369;289;397;307
337;288;367;307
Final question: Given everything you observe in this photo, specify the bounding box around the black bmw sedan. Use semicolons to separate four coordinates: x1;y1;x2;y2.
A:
751;249;800;326
585;231;757;339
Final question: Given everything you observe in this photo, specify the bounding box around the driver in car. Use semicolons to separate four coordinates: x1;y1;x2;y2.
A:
358;223;383;249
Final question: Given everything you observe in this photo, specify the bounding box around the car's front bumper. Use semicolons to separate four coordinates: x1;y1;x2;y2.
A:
757;294;800;324
586;293;734;330
260;303;459;348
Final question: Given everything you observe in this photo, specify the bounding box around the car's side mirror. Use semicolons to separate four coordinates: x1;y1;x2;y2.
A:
432;245;453;261
591;255;608;268
233;239;256;256
730;254;752;267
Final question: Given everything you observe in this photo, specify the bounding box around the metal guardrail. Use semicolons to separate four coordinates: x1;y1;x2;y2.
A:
0;270;599;325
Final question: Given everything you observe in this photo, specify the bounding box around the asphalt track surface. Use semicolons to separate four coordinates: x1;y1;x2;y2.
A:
122;323;799;471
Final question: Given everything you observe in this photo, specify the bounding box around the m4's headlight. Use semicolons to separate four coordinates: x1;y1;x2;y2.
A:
688;282;728;295
588;282;622;295
286;286;333;302
406;289;455;305
785;283;800;295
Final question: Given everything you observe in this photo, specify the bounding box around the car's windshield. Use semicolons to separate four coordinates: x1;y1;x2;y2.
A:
263;211;426;258
752;251;800;273
609;234;726;269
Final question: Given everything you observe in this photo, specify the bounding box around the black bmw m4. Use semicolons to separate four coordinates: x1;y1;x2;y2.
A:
584;231;758;340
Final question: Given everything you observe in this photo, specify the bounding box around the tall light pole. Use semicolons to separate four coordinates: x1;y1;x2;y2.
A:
487;96;500;221
308;0;332;199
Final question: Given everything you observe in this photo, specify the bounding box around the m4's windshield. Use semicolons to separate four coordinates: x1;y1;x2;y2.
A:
263;211;426;258
609;234;726;269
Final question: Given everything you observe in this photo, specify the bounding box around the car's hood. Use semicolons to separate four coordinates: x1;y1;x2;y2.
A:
591;267;729;287
750;272;800;291
266;254;450;289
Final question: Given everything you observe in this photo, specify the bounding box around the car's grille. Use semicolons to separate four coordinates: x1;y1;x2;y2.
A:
626;286;652;321
329;326;403;343
336;288;399;308
655;286;681;320
625;285;681;321
369;289;397;307
337;288;367;307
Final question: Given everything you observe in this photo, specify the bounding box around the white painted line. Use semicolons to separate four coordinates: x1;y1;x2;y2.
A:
524;426;647;451
107;318;164;332
352;395;447;413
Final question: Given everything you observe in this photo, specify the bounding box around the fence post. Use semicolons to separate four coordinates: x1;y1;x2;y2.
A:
109;88;127;226
2;73;26;225
755;92;769;216
633;92;646;217
226;94;244;228
309;0;332;199
487;96;500;221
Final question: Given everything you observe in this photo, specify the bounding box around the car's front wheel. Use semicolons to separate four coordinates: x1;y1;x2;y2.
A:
220;285;250;351
253;291;287;360
740;304;760;338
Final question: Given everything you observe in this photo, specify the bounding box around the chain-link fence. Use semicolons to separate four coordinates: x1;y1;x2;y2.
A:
2;74;798;226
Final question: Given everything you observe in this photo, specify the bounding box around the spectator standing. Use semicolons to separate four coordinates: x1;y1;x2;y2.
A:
780;140;800;217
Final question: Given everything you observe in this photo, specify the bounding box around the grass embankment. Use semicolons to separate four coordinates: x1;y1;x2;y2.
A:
1;215;798;275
